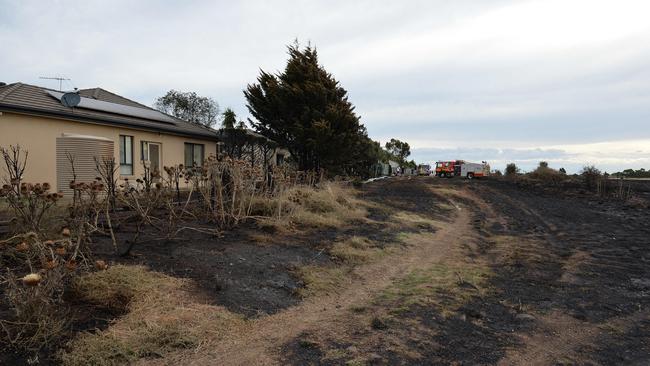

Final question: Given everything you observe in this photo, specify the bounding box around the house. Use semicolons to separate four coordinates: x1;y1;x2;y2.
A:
0;82;219;196
216;127;289;169
388;160;401;175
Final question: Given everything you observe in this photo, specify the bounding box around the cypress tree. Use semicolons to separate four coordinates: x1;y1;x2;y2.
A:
245;43;371;175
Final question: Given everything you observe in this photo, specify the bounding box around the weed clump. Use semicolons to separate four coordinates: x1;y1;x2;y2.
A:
71;265;178;312
256;182;367;230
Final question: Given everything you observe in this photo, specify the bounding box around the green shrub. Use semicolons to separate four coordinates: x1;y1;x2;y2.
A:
580;165;602;190
527;165;567;185
505;163;519;176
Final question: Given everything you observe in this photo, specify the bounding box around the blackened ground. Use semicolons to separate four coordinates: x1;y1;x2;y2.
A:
91;179;438;318
282;177;650;365
468;178;650;363
416;177;648;364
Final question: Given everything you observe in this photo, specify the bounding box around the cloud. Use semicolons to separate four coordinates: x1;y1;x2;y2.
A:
1;0;649;170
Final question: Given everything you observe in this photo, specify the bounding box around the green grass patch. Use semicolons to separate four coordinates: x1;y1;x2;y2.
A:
376;263;491;316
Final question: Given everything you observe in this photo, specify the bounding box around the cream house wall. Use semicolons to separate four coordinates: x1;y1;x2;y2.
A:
0;112;218;191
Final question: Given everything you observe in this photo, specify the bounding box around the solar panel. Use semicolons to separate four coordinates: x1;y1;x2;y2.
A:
47;90;177;124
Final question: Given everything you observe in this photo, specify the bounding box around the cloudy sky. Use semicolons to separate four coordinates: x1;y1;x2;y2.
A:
2;0;649;172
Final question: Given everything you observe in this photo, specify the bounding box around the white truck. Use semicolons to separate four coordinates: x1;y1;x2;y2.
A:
460;161;490;179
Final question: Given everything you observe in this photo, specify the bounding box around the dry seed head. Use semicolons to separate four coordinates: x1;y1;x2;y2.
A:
45;259;57;270
16;242;29;252
65;259;77;271
95;260;109;270
22;273;42;286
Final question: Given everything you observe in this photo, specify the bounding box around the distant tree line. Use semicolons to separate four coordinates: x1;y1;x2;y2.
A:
612;168;650;178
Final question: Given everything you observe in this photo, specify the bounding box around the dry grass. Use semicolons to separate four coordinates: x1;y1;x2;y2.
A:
289;182;367;228
0;268;70;354
296;236;396;298
330;236;387;265
296;265;351;298
71;265;180;312
426;186;463;199
256;182;368;231
391;212;443;231
61;265;244;366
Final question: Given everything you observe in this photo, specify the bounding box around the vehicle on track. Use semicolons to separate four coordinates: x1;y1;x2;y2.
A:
417;164;432;176
435;160;490;179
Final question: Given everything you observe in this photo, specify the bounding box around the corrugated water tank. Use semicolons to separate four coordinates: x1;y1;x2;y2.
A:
56;134;114;197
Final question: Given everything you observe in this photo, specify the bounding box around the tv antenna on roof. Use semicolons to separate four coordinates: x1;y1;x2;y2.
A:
39;76;70;91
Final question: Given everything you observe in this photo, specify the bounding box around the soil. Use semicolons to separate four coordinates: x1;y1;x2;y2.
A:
274;177;650;366
3;176;650;365
90;179;432;317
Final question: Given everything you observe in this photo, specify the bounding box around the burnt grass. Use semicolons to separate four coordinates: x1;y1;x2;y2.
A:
282;177;650;365
88;178;444;318
470;179;650;364
3;177;649;364
0;179;437;364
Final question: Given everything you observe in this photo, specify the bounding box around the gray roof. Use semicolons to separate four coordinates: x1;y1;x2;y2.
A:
0;82;218;140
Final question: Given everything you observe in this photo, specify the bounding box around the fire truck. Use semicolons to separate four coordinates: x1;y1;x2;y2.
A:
435;160;490;179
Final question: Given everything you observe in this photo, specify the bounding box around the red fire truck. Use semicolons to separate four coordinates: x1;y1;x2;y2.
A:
435;160;490;179
435;160;464;178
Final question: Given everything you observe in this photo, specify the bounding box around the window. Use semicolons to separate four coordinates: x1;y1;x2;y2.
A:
119;135;133;175
141;141;149;162
141;141;162;175
184;143;204;167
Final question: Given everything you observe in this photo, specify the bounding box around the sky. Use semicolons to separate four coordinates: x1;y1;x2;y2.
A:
1;0;649;173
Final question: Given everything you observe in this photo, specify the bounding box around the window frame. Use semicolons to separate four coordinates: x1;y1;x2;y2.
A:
140;141;162;162
184;142;205;167
141;140;163;175
119;135;134;176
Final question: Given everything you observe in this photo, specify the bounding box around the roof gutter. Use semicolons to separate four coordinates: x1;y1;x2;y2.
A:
0;103;220;142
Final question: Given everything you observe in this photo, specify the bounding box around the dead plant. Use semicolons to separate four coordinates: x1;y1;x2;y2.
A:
0;232;89;356
0;181;63;233
1;144;28;198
